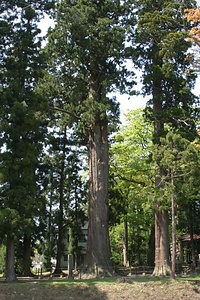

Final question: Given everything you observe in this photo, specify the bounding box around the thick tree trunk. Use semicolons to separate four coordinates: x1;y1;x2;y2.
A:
5;233;16;282
22;234;33;276
84;118;112;275
83;69;112;275
152;207;171;276
152;43;171;276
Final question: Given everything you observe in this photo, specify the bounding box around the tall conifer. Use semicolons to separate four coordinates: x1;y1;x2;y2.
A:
46;0;133;274
132;0;198;276
0;0;49;281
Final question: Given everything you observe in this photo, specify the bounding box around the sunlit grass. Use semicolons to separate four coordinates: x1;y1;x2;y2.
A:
177;274;200;281
30;274;200;287
1;273;200;286
30;275;172;286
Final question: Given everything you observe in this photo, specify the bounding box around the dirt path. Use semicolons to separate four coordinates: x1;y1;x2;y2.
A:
0;277;200;300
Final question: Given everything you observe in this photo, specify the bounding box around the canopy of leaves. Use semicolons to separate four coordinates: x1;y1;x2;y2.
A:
109;109;154;225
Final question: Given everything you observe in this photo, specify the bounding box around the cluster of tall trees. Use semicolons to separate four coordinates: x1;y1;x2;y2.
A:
0;0;199;281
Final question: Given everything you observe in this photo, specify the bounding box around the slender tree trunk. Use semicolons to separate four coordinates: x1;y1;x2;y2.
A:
190;220;196;272
180;241;184;265
54;126;67;275
22;234;33;277
171;172;176;279
74;255;77;271
123;220;129;267
5;233;16;282
147;226;155;266
46;169;54;269
54;196;64;274
73;194;79;271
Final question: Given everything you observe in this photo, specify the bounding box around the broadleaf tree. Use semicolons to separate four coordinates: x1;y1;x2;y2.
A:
109;109;154;267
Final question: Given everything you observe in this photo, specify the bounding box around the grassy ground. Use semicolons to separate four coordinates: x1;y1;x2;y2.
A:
0;275;200;300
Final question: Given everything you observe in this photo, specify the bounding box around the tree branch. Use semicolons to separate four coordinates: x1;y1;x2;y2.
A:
49;106;81;120
117;174;146;187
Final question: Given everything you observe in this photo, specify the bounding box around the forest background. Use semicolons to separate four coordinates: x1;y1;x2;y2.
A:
0;0;200;282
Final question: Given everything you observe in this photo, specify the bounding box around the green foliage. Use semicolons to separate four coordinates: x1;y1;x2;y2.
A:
45;0;134;133
0;209;21;236
0;0;51;278
153;131;200;238
109;109;154;265
130;2;198;274
0;244;6;274
154;131;200;202
110;224;124;265
132;0;198;141
0;0;199;276
110;108;154;211
40;122;88;268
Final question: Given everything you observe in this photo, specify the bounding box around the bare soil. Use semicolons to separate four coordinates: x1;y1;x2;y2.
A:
0;276;200;300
